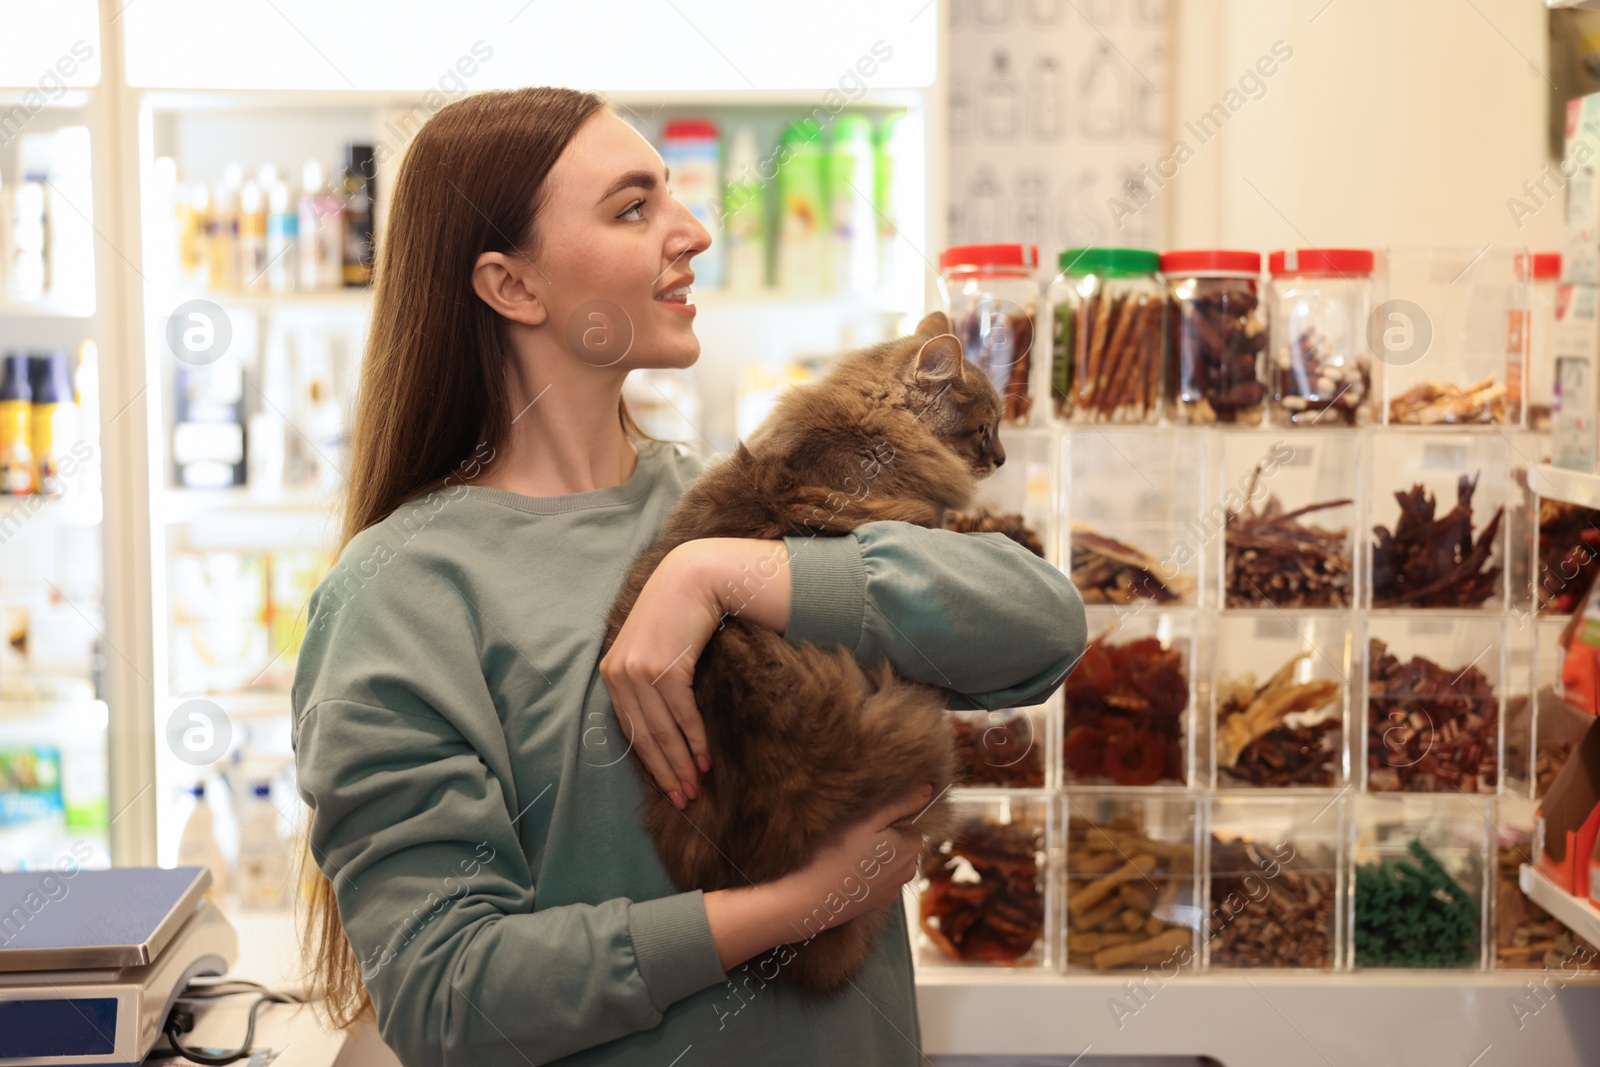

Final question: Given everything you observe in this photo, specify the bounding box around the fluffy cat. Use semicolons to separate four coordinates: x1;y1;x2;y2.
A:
601;310;1007;993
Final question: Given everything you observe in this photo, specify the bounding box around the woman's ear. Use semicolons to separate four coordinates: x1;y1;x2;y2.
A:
472;251;548;326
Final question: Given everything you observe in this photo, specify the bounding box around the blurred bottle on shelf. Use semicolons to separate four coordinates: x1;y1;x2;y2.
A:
172;349;246;489
299;160;344;290
264;169;299;294
238;177;268;292
176;780;231;899
175;177;208;282
0;352;35;495
28;351;76;496
340;143;375;288
0;744;66;870
874;112;907;292
777;119;828;295
722;126;768;292
206;163;242;292
9;173;48;301
660;120;724;289
236;781;288;908
827;113;877;297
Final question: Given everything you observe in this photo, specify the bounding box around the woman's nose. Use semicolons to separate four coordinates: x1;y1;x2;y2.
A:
667;197;713;267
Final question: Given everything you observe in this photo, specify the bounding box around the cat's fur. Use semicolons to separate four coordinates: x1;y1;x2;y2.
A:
601;311;1007;994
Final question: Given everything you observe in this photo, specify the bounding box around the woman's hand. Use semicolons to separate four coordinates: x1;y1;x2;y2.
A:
599;538;792;809
702;784;931;971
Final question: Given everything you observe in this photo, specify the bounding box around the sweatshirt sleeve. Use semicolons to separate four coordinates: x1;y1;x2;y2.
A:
291;556;725;1066
780;520;1087;711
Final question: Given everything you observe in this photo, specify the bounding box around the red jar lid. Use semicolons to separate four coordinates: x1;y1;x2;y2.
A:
938;243;1041;271
663;119;719;140
1268;248;1374;276
1515;252;1560;281
1160;250;1261;274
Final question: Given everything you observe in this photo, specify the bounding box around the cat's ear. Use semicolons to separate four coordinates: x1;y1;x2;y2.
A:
913;333;967;384
914;310;952;338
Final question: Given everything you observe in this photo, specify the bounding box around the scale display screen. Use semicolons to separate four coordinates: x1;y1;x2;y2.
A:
0;997;118;1057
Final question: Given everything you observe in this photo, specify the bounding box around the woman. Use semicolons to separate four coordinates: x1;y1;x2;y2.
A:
293;86;1087;1067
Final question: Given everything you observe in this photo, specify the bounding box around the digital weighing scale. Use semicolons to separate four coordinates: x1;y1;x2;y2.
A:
0;866;238;1065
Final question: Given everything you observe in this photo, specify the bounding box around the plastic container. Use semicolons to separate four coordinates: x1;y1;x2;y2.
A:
1361;614;1506;794
937;243;1041;426
1219;430;1359;609
826;113;876;297
1205;795;1343;969
776;120;827;295
1533;493;1600;616
1212;613;1352;790
1268;248;1376;427
1364;431;1511;611
722;127;768;293
1064;792;1198;974
915;792;1054;969
1050;247;1163;424
950;697;1056;790
1063;608;1196;788
27;351;75;497
1379;246;1529;427
1526;616;1593;799
1162;250;1267;425
1349;794;1490;970
1065;426;1207;607
176;781;231;899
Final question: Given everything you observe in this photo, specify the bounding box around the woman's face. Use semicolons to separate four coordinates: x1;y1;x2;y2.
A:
532;110;711;372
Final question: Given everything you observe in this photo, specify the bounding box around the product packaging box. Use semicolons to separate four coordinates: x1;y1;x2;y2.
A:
1535;714;1600;896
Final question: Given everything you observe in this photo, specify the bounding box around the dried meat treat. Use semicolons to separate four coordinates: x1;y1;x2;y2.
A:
1071;523;1193;605
1388;375;1506;425
1066;815;1195;971
1063;635;1187;786
1208;837;1335;968
920;816;1045;964
1535;498;1600;615
952;712;1044;788
1167;279;1267;425
1225;461;1352;608
1215;655;1342;788
1069;291;1163;423
1273;326;1371;426
1371;473;1504;608
1365;638;1499;793
945;507;1046;558
956;305;1035;424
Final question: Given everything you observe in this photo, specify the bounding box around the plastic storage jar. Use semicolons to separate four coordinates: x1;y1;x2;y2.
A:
1267;248;1376;427
936;243;1041;426
1050;248;1163;424
1162;250;1266;425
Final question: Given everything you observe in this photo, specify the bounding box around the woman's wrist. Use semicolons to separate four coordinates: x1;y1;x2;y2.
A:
702;881;802;971
670;538;792;635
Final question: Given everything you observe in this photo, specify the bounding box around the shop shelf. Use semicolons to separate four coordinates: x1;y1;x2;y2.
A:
950;696;1056;791
1532;463;1600;511
1497;795;1600;969
1519;863;1600;954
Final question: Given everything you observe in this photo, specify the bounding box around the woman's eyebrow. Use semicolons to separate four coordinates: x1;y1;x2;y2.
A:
596;166;671;206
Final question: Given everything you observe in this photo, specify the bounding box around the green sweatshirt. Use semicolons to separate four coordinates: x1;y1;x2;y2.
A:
291;437;1086;1067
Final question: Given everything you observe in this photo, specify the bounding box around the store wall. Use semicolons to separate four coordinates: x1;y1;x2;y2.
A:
1167;0;1562;253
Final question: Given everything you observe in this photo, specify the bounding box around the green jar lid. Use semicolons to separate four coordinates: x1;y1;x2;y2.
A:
1058;247;1161;277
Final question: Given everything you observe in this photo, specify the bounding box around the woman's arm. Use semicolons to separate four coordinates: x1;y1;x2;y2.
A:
778;521;1087;710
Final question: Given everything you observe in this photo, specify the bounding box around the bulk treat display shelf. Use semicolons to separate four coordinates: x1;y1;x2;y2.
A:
908;247;1600;1062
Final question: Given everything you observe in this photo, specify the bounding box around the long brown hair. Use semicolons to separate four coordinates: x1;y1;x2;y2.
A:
301;86;655;1027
